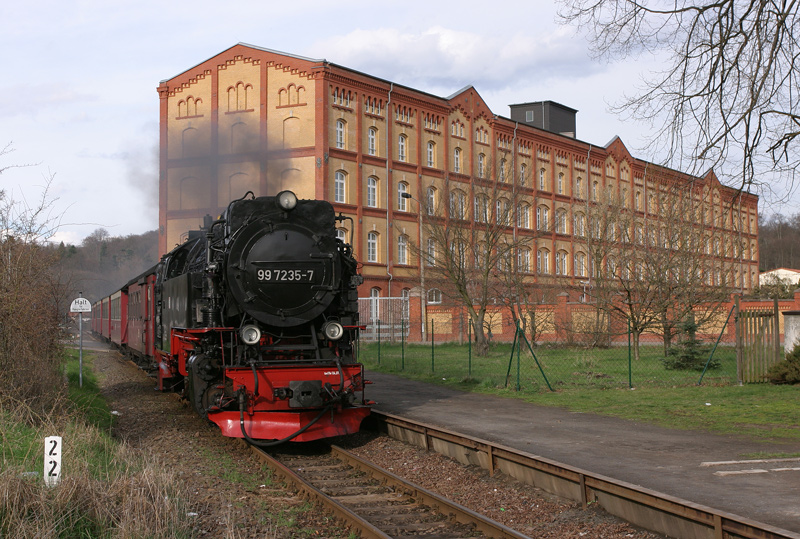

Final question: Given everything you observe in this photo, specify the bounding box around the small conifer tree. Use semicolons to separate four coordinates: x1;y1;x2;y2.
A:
662;316;717;371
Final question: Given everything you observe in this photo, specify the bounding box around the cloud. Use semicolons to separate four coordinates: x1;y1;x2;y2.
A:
0;84;97;118
312;26;598;93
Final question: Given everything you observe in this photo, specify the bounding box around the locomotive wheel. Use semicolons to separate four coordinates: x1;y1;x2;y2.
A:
201;384;227;415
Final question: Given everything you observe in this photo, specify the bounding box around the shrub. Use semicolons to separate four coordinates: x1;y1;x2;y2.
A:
767;343;800;384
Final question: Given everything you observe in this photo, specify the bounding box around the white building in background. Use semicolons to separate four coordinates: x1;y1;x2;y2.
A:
759;268;800;288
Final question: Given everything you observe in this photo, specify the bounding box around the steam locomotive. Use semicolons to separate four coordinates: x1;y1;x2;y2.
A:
92;191;371;445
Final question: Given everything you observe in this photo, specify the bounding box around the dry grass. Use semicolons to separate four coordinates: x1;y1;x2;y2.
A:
0;396;195;539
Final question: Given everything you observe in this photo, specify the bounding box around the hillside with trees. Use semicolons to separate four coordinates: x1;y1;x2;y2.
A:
758;213;800;272
54;228;159;303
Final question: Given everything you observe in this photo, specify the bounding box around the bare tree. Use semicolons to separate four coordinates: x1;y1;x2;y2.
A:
558;0;800;193
586;172;733;360
0;143;66;407
416;163;535;355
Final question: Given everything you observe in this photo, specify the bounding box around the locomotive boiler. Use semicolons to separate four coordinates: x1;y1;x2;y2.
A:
153;190;370;445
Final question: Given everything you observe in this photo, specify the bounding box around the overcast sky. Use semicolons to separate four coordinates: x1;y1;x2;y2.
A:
1;0;789;246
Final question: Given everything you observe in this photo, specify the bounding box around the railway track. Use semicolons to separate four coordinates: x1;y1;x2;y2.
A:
369;411;800;539
251;443;531;539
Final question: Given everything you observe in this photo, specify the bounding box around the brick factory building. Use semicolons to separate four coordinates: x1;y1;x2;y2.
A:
156;43;759;317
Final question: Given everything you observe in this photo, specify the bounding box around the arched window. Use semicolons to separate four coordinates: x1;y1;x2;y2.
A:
478;153;485;178
453;147;462;173
474;195;489;223
574;252;587;277
520;163;527;186
539;169;546;190
427;288;442;304
517;248;531;272
426;187;436;215
557;172;564;194
369;287;381;322
397;182;408;211
451;239;467;270
367;232;379;263
555;209;568;234
335;119;346;149
575;176;583;198
537;249;550;274
427;141;436;167
474;242;487;267
555;250;568;275
398;234;409;265
517;203;530;228
574;212;585;237
398;134;407;162
606;257;617;277
367;177;378;208
334;171;346;203
499;158;507;181
536;205;549;230
449;189;466;219
426;238;436;266
367;127;378;156
496;198;510;225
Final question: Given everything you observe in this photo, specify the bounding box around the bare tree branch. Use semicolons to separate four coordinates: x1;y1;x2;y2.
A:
558;0;800;194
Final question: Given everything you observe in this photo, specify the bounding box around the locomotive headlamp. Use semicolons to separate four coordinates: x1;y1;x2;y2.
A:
276;190;298;211
240;324;262;345
322;321;344;340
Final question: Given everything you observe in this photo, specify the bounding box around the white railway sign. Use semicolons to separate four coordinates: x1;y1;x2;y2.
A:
70;297;91;313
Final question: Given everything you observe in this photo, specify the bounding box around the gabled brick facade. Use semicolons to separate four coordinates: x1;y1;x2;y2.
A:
158;43;759;306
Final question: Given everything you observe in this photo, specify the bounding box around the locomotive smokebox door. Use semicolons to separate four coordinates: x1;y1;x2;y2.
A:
226;218;342;327
289;380;323;408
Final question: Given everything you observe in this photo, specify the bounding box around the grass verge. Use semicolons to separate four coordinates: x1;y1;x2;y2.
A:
360;342;800;444
0;348;195;539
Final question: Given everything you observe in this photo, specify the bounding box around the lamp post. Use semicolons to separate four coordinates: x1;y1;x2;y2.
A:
401;192;427;341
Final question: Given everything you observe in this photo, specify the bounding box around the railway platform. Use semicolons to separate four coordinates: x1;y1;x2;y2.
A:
365;370;800;534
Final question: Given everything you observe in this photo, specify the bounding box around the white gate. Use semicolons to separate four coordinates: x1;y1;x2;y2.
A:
358;296;409;342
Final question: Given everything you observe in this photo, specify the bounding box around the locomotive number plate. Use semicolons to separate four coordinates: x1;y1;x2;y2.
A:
256;268;316;282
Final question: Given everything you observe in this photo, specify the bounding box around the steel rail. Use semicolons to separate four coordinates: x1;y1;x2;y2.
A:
249;443;532;538
328;444;531;539
371;411;800;539
249;445;390;539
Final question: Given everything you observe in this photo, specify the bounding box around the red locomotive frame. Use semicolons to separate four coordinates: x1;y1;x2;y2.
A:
156;326;370;442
